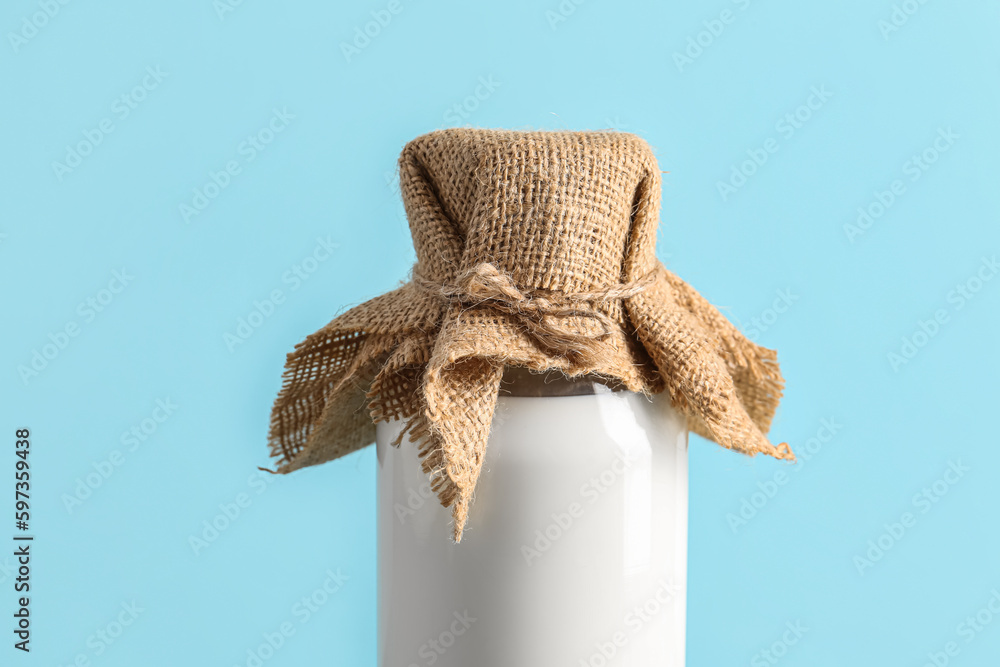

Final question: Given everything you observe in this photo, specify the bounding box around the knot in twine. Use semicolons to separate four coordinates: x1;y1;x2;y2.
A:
413;262;657;366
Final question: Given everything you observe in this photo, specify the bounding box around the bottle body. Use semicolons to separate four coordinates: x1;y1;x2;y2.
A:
376;388;688;667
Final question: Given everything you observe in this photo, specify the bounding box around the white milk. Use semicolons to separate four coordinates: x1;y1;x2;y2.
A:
376;389;688;667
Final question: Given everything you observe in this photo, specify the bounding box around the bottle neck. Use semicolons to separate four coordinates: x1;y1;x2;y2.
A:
499;366;625;397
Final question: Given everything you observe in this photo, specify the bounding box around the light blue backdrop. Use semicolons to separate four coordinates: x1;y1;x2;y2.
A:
2;0;998;665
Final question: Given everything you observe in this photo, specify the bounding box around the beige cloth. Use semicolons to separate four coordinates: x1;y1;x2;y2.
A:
267;129;792;541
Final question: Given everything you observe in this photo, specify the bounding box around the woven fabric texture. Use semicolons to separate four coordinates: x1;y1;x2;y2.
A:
267;128;792;541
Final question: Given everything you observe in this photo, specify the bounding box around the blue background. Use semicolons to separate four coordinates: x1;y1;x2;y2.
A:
2;0;998;665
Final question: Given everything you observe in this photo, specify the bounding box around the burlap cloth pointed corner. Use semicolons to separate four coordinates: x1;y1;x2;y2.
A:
266;128;793;541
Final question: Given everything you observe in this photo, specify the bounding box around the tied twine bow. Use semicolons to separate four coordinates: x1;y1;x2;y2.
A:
413;262;657;366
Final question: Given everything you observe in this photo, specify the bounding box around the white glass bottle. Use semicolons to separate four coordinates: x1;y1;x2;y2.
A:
376;368;688;667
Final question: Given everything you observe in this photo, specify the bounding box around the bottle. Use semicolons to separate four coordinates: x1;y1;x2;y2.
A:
266;128;791;666
376;367;688;667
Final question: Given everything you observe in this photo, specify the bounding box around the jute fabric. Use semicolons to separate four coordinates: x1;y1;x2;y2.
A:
267;129;792;541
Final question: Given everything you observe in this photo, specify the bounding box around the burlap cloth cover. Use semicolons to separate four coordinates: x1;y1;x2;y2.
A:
267;128;793;541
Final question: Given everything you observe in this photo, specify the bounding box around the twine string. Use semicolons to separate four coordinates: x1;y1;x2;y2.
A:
413;262;657;365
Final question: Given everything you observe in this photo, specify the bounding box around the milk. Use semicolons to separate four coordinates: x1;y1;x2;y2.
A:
377;389;688;666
